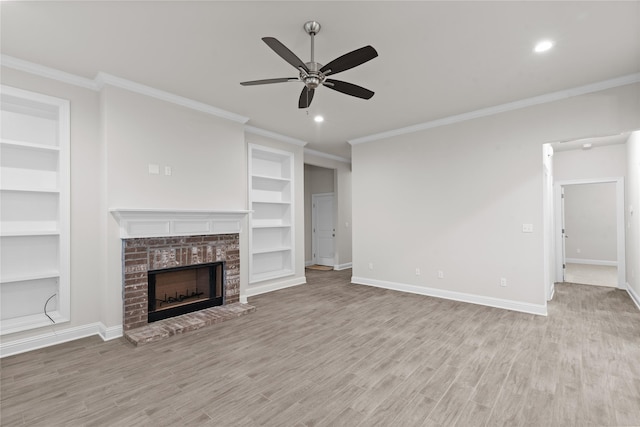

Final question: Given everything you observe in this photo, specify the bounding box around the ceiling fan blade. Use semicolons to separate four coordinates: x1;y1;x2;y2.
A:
320;45;378;76
323;79;374;99
298;86;315;109
262;37;309;73
240;78;298;86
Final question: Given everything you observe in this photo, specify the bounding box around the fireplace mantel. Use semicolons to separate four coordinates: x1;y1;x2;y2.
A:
110;209;250;239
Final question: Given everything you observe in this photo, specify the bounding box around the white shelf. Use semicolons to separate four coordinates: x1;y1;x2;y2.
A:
1;271;60;284
0;85;70;335
1;138;60;152
251;199;291;205
252;246;292;255
0;311;67;336
250;269;295;283
252;222;291;229
249;144;295;283
252;174;291;183
0;187;60;194
1;230;59;237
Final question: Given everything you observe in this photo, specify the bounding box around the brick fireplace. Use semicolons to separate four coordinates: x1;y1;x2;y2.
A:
122;234;239;331
111;209;253;344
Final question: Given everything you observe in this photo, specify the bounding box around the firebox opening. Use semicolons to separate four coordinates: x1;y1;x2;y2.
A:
148;262;224;323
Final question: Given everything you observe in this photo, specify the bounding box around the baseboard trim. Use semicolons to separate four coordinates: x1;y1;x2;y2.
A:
565;258;617;267
1;322;123;358
246;276;307;298
98;323;124;341
334;262;353;271
305;260;314;267
351;276;547;316
626;283;640;311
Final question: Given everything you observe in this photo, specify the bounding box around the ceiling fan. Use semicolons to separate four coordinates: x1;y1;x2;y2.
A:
240;21;378;109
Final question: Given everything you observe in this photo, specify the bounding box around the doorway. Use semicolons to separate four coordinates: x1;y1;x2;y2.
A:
312;193;335;267
554;178;625;288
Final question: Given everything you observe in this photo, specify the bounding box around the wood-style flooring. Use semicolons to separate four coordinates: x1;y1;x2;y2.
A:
2;269;640;426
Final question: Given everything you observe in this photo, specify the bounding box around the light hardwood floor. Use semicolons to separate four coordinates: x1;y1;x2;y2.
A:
2;269;640;426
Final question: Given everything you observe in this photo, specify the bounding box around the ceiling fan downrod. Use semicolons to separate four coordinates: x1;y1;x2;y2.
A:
302;21;323;89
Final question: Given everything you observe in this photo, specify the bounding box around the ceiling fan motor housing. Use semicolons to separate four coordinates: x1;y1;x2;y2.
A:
302;61;325;89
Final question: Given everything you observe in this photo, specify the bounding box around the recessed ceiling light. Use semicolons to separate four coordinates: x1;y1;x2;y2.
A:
314;115;324;123
534;40;554;53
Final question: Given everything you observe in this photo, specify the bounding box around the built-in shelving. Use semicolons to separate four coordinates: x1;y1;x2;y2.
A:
0;85;70;335
248;145;295;283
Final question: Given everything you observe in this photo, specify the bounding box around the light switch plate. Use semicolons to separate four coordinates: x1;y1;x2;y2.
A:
522;223;533;233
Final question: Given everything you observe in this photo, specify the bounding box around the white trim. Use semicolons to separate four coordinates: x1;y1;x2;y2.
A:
110;209;249;239
305;260;314;267
351;276;547;316
95;72;249;124
348;73;640;145
626;283;640;311
1;54;99;91
1;55;249;124
547;282;555;301
246;276;306;298
304;148;351;164
334;262;353;271
98;323;124;341
245;125;307;147
565;258;618;267
0;322;123;358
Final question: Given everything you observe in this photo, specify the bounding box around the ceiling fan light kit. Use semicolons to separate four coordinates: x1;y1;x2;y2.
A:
240;21;378;109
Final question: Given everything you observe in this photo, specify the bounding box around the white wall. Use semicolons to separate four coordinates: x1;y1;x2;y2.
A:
626;131;640;306
563;183;617;263
304;152;353;269
554;143;627;181
304;164;335;263
351;83;640;314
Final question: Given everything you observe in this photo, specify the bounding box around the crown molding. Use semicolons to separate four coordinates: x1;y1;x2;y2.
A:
1;54;99;91
1;54;249;124
244;125;307;147
95;72;249;124
349;73;640;145
304;147;351;164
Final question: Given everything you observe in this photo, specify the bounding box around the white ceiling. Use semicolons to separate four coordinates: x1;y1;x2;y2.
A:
2;1;639;159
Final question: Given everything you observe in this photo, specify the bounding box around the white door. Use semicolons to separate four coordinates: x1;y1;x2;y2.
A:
312;193;334;266
560;186;567;282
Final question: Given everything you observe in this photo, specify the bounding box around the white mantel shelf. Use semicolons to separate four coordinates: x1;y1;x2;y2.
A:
110;209;250;239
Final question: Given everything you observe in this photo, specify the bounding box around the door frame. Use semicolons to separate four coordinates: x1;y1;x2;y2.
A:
554;177;625;288
311;192;335;266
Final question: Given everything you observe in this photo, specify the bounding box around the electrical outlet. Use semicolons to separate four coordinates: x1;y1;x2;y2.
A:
500;278;507;287
164;166;172;176
368;262;374;270
415;268;421;276
437;270;444;279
